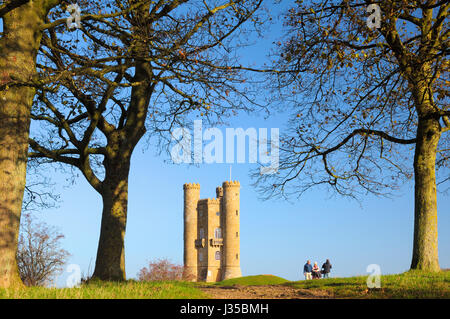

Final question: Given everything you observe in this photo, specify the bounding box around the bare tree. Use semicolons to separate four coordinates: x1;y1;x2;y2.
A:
0;0;152;287
16;213;70;287
255;0;449;272
28;0;265;281
0;0;67;288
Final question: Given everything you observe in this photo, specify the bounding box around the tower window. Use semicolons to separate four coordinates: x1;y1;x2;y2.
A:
236;232;238;238
199;228;205;239
236;210;238;216
216;211;220;216
214;227;222;239
236;253;239;260
215;251;221;260
199;252;203;262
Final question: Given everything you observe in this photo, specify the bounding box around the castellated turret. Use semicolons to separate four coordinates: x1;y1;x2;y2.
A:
183;181;241;282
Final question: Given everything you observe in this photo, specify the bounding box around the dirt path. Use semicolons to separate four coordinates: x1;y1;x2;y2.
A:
200;284;332;299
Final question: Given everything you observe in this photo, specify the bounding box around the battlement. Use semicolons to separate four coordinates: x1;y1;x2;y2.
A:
198;198;221;205
223;180;240;187
183;183;200;190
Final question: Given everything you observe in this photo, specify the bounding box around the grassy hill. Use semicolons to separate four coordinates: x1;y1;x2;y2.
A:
286;270;450;298
0;271;448;299
204;271;449;298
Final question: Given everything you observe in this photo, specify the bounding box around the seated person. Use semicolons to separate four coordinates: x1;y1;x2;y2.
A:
312;262;321;279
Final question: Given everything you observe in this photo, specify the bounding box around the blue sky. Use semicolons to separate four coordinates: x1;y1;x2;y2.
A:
40;129;450;286
38;112;450;287
19;1;449;287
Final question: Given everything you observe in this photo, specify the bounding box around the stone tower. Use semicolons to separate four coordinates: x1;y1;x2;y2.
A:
183;183;200;280
222;181;242;280
183;181;241;282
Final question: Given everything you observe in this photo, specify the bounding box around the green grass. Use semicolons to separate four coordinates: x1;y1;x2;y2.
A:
213;274;289;286
286;270;450;299
0;280;208;299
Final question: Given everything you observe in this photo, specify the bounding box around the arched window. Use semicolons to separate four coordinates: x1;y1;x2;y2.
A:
199;228;205;239
215;251;221;260
214;227;222;239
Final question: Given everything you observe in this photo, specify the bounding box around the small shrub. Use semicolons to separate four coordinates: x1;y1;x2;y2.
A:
138;258;189;281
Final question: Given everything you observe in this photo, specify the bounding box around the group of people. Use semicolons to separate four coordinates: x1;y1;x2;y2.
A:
303;259;332;280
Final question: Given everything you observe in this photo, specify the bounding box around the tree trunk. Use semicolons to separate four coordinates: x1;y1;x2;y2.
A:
0;1;57;288
92;159;130;281
411;116;441;272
